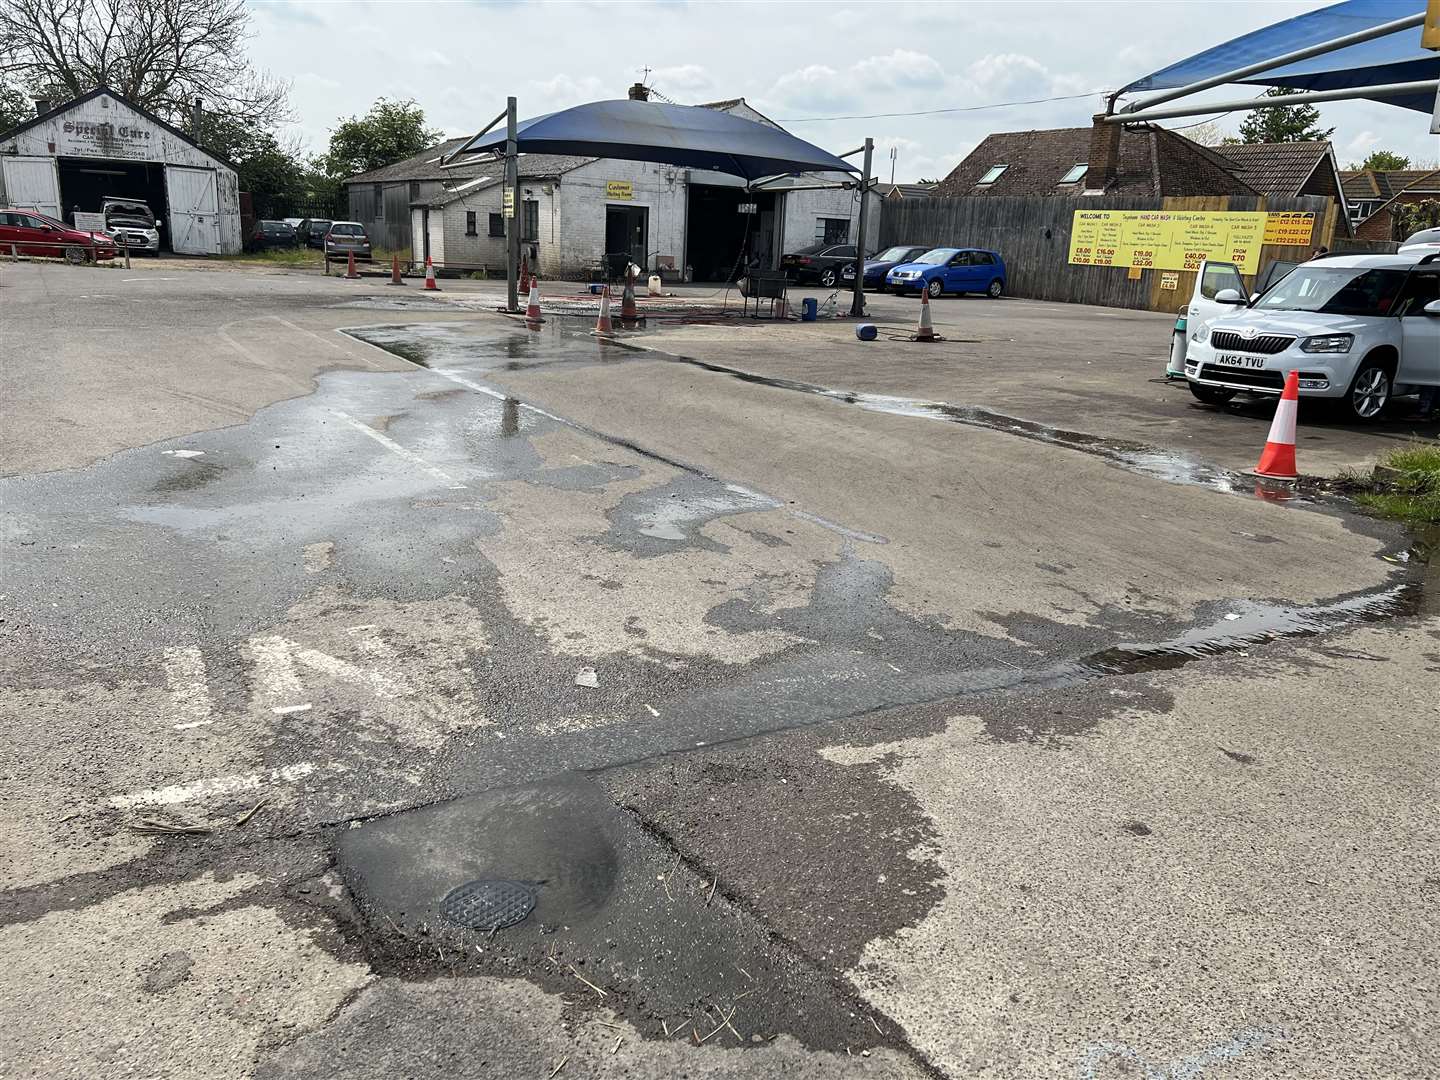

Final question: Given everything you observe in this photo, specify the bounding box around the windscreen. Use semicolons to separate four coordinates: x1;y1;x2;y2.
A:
1252;266;1408;317
914;249;956;265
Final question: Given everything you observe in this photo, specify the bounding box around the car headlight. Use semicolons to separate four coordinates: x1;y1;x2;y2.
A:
1190;322;1210;344
1300;334;1353;353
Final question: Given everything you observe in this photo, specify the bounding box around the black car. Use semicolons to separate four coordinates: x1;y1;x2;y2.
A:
782;242;859;287
249;219;297;251
295;218;332;249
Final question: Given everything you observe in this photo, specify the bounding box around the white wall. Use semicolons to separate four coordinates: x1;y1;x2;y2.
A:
0;91;242;254
778;187;882;255
555;158;687;278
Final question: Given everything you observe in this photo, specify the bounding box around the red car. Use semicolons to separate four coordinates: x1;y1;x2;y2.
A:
0;208;118;263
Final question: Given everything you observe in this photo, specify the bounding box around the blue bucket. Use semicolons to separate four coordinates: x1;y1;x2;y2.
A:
855;323;878;341
801;297;818;322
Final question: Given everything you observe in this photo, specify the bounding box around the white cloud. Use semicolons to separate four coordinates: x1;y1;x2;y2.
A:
651;64;714;96
767;64;852;114
963;53;1054;99
852;50;946;90
1342;130;1383;162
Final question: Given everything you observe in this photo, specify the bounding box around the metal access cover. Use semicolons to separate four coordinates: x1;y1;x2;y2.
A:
439;879;536;931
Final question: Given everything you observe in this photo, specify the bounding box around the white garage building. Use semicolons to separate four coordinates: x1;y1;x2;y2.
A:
396;97;878;282
0;86;241;255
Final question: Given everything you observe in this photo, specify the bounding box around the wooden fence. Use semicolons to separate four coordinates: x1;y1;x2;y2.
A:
878;194;1341;314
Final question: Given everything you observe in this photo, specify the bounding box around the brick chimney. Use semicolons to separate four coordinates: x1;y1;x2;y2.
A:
627;82;650;101
1084;116;1121;193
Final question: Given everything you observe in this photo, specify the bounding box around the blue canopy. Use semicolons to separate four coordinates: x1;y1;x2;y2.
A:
449;99;859;183
1123;0;1438;113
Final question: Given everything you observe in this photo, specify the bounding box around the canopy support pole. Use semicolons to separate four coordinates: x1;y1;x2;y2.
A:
850;137;872;319
1102;78;1438;123
505;97;519;313
1116;11;1426;115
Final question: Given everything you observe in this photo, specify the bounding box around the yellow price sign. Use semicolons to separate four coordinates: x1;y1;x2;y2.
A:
502;190;515;218
1068;210;1266;274
1263;212;1317;246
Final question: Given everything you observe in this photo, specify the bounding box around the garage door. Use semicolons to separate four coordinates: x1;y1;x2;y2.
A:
1;157;61;221
164;165;221;255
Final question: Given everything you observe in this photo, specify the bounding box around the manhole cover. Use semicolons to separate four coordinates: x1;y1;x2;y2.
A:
439;879;536;931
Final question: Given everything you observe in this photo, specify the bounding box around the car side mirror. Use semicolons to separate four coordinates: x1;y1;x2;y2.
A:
1424;299;1440;317
1214;288;1245;304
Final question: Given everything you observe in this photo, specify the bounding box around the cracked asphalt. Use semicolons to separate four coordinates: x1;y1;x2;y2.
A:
1;260;1437;1079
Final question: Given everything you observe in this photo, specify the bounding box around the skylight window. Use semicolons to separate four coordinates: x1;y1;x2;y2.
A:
977;165;1008;185
1059;163;1088;184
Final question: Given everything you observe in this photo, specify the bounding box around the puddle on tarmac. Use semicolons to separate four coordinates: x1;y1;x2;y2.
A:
603;476;782;555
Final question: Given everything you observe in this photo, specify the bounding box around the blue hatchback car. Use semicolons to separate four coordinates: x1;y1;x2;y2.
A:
886;247;1007;298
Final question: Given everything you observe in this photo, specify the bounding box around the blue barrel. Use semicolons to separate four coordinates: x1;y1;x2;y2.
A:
801;297;818;321
855;323;878;341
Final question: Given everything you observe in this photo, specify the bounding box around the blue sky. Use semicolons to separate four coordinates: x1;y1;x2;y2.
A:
248;0;1439;179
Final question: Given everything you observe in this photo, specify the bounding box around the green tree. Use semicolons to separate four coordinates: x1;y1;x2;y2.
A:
1236;87;1335;143
322;98;442;178
0;80;30;131
1348;149;1411;171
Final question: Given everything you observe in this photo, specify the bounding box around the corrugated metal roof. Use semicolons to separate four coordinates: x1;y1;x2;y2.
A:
425;154;598;207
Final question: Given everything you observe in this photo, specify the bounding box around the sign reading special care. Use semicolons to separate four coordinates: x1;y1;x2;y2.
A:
55;118;158;160
606;180;634;200
1068;210;1267;274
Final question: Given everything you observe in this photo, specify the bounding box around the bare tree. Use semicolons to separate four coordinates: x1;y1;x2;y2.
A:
0;0;287;128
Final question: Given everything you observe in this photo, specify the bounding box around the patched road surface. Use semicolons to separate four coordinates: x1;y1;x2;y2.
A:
2;262;1436;1079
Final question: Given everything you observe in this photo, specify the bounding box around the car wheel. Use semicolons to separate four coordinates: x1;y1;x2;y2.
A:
1188;383;1237;406
1345;360;1391;422
987;278;1004;298
819;267;837;287
926;278;943;299
64;245;88;265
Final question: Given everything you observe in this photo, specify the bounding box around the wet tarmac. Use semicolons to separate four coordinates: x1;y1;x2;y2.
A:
3;305;1430;1073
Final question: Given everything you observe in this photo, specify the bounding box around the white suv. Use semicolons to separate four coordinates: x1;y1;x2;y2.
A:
1182;253;1440;421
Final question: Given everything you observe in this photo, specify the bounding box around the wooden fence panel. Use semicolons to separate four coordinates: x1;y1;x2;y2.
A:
879;194;1336;312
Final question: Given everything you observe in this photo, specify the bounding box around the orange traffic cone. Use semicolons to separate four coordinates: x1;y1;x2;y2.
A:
912;288;939;342
620;274;638;320
594;288;614;334
424;256;440;291
525;278;543;321
1254;369;1300;480
345;251;359;280
388;254;404;286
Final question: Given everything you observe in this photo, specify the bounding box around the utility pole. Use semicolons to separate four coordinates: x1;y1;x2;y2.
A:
505;96;519;312
889;146;897;185
850;137;873;319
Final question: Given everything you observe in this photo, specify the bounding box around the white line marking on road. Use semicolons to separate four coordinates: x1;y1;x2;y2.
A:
249;635;305;699
331;409;468;489
109;762;323;809
161;449;206;459
123;277;178;282
272;703;313;715
163;646;213;731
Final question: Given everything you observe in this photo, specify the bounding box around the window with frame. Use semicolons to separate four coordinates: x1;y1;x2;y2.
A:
976;165;1008;185
409;181;421;201
465;211;478;236
815;217;849;244
1395;272;1440;316
523;199;539;242
373;183;384;221
1058;163;1087;184
488;212;505;237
